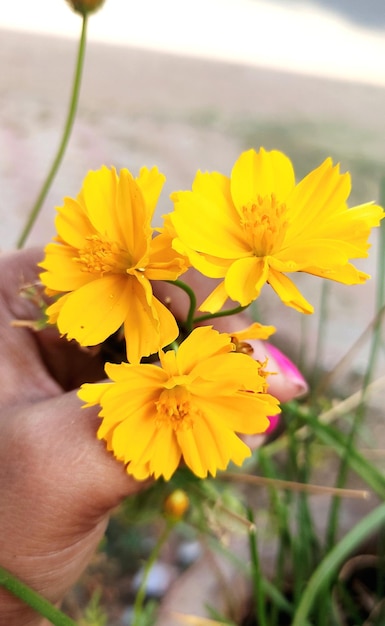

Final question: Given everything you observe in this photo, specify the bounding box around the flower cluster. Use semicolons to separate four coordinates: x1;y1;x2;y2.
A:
39;166;186;364
39;148;384;480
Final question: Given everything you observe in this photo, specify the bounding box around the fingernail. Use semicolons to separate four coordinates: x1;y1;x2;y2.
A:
265;342;308;398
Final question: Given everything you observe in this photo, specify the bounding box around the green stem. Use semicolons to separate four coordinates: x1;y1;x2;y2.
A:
16;13;88;249
258;449;292;626
247;509;267;626
325;184;385;549
0;566;76;625
325;418;357;552
166;280;197;334
263;402;385;499
310;281;330;392
291;502;385;626
193;304;248;326
359;179;385;402
132;522;173;626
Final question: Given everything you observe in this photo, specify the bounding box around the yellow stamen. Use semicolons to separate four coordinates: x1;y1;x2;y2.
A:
155;386;198;431
241;193;288;256
75;235;131;275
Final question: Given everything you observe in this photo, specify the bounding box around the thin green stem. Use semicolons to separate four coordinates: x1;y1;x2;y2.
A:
310;281;330;392
263;403;385;499
165;281;248;332
325;418;356;552
193;304;248;326
292;502;385;626
258;450;292;626
325;184;385;551
16;13;88;249
166;280;197;334
0;566;76;625
132;522;173;626
247;509;268;626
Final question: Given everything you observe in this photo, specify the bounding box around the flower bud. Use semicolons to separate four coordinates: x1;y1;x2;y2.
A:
164;489;189;520
65;0;105;15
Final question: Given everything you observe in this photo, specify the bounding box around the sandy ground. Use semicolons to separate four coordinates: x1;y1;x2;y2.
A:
0;27;384;392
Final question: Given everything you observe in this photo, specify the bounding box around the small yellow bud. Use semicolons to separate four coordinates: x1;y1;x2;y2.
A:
65;0;105;15
164;489;189;520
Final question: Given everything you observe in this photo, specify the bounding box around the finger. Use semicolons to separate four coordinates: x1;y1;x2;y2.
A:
1;390;141;535
0;248;105;399
0;248;45;320
0;390;146;618
0;248;63;405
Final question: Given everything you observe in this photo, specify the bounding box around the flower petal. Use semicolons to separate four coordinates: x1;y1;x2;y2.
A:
81;166;121;240
108;404;156;461
231;148;295;213
123;279;179;363
194;392;275;434
55;196;94;249
136;166;166;215
231;322;276;342
285;159;351;239
54;275;130;346
175;326;232;374
146;231;189;280
225;257;269;306
116;169;151;259
267;268;314;314
191;352;269;392
177;415;251;478
303;263;369;284
147;427;181;480
171;171;248;258
198;280;229;313
39;243;93;292
173;240;230;279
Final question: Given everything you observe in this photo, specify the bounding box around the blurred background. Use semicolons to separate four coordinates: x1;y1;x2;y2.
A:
1;0;384;379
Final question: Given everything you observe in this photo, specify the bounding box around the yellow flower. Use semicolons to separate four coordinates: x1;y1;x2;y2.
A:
39;166;187;364
169;148;384;314
78;326;280;480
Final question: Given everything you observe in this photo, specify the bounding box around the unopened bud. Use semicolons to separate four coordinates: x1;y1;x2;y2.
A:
65;0;105;15
164;489;189;520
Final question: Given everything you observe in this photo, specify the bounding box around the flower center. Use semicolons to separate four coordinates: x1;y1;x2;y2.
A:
75;235;131;275
155;386;199;432
240;194;288;256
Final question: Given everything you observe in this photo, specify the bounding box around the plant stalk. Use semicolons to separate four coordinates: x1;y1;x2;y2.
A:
17;13;88;249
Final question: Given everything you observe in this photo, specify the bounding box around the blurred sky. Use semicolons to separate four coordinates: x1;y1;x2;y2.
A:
1;0;385;86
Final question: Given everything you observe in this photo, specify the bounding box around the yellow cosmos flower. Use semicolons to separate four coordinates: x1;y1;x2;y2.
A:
39;166;188;364
78;326;280;480
169;148;384;314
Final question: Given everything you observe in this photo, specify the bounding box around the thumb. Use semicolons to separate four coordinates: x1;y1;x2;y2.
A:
0;390;145;621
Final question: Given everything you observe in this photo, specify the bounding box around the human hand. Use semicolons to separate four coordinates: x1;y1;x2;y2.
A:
0;248;307;625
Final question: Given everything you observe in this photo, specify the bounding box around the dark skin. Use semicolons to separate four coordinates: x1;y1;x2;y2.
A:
0;248;305;625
